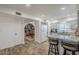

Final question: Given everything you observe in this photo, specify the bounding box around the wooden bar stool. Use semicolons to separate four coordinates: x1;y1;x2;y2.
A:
48;37;59;55
62;41;78;55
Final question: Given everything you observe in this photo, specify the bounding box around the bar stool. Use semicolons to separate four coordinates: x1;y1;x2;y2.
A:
48;37;59;55
62;41;78;55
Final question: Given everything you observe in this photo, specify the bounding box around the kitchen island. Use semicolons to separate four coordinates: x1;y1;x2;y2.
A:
48;33;79;54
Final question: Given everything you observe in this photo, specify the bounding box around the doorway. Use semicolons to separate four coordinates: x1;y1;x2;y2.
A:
24;23;35;43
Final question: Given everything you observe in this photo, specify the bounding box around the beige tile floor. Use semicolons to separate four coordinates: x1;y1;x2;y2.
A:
0;40;49;55
20;40;49;55
0;39;79;55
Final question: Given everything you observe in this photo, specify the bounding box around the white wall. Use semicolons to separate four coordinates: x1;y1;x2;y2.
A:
0;12;42;49
0;13;24;49
0;6;43;44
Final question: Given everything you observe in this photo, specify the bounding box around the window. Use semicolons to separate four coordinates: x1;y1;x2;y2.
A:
58;22;71;33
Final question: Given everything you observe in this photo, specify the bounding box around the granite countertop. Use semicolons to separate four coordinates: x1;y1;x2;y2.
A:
48;33;79;44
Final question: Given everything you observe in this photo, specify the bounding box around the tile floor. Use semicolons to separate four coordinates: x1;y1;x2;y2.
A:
0;39;79;55
0;40;49;55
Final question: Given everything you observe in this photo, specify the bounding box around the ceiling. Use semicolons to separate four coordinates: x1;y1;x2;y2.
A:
0;4;77;22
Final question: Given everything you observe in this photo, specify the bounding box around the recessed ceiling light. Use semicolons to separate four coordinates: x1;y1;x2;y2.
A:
26;4;31;7
61;7;65;10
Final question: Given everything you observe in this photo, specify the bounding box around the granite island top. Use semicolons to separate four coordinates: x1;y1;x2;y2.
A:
48;33;79;44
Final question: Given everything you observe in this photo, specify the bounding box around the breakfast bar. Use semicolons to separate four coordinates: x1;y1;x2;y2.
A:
48;33;79;55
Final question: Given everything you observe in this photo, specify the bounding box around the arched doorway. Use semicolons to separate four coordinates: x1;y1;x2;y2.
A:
24;23;35;43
